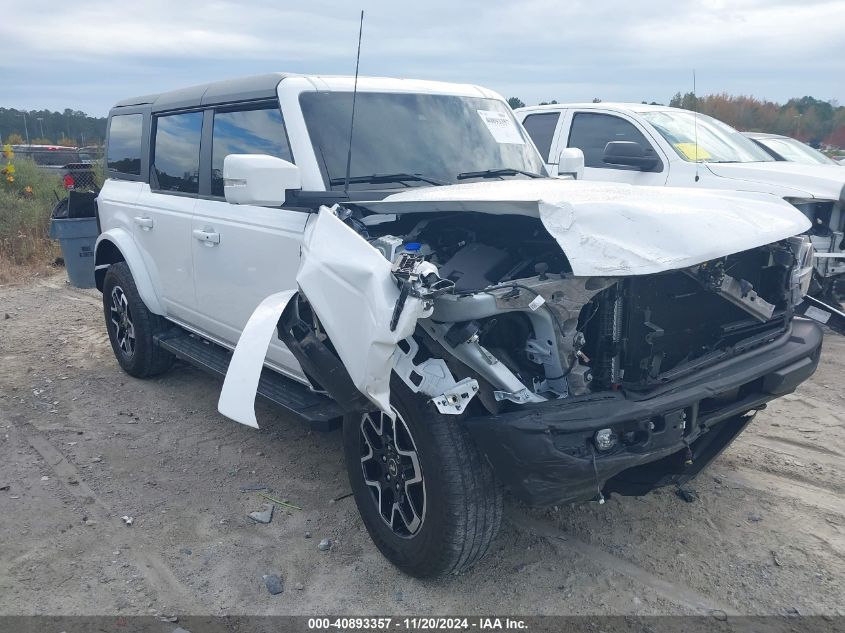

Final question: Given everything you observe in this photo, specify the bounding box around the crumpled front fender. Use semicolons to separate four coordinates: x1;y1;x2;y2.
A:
218;207;430;427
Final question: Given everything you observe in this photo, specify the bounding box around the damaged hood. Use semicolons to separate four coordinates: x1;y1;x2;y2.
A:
357;179;811;276
705;162;845;201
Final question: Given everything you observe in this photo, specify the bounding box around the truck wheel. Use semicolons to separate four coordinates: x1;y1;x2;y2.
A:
102;262;173;378
343;378;502;577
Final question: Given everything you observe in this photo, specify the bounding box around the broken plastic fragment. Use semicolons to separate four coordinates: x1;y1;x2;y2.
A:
248;503;274;524
218;290;297;428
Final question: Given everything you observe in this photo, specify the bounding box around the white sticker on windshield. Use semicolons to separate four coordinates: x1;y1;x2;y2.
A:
477;110;525;145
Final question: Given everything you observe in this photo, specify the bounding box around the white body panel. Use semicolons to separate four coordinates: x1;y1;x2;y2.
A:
190;197;307;376
360;179;811;276
132;185;197;319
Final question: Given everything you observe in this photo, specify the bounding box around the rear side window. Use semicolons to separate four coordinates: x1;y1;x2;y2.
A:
568;112;653;168
521;112;560;161
107;114;143;175
211;106;292;197
153;111;203;194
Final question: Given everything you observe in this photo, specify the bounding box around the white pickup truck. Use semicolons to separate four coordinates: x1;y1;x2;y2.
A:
95;74;822;577
515;103;845;299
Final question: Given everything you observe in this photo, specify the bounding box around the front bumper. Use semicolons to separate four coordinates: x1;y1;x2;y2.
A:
463;318;823;506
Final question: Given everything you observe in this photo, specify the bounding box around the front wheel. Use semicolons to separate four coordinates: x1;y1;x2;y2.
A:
343;378;502;577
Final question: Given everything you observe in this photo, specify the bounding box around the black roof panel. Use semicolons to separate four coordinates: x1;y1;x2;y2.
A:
112;72;294;112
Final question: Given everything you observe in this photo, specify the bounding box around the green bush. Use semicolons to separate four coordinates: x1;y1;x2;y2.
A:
0;157;67;266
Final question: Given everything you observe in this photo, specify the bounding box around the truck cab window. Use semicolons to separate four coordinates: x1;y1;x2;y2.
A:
153;111;203;194
522;112;560;161
211;107;293;197
568;112;655;169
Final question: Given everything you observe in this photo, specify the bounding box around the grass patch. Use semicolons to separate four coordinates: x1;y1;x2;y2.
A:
0;158;100;284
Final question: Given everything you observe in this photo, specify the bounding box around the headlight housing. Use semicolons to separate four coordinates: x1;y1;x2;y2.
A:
787;235;815;304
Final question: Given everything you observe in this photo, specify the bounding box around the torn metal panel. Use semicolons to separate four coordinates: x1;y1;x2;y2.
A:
355;179;811;276
711;275;775;322
430;276;615;397
393;336;479;414
218;290;297;428
419;320;544;406
297;207;432;416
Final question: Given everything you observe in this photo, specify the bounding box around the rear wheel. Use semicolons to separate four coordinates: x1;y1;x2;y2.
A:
343;378;502;577
102;262;173;378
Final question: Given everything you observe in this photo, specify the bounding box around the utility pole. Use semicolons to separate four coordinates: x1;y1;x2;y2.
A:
36;117;45;139
18;113;30;145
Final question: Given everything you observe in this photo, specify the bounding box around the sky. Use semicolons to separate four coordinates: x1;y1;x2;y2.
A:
4;0;845;116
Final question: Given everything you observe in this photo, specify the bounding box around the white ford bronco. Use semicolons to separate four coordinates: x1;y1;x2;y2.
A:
96;73;823;577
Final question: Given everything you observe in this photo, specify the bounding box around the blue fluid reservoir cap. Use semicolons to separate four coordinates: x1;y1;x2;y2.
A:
404;242;422;252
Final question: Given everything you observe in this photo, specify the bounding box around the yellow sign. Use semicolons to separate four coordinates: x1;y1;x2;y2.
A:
675;143;711;161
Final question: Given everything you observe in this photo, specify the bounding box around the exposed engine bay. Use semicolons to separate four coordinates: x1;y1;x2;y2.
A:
286;207;815;417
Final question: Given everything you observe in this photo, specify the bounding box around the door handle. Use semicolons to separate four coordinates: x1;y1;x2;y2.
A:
134;216;154;230
193;228;221;246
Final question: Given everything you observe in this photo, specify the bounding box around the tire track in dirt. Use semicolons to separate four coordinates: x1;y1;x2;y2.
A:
507;512;738;615
9;413;208;613
713;464;845;516
746;435;844;459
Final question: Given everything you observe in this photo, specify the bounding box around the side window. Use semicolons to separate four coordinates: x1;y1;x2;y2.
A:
211;106;292;197
153;111;203;194
521;112;560;161
568;112;653;169
107;114;143;176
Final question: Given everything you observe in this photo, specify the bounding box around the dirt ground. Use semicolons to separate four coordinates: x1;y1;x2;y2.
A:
0;272;843;617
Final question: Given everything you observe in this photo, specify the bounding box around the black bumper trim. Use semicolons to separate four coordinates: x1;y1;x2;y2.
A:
463;318;823;506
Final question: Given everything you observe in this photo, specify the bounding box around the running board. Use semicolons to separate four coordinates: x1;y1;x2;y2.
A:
155;330;343;431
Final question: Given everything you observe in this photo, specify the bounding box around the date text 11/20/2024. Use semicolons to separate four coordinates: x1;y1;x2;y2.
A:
307;617;528;631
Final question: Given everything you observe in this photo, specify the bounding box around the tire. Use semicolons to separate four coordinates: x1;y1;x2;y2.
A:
343;377;502;577
102;262;174;378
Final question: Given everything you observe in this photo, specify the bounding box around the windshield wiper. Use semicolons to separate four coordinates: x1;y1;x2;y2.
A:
329;172;447;187
456;168;544;180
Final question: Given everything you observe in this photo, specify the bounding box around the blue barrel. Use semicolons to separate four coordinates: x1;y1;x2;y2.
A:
49;218;98;288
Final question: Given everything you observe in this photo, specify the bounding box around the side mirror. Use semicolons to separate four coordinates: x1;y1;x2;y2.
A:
555;148;585;180
223;154;301;206
603;141;659;171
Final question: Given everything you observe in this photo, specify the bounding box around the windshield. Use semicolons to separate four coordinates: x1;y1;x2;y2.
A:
300;92;547;190
640;110;774;163
755;137;838;166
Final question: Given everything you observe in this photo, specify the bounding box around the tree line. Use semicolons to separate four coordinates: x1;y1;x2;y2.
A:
4;93;845;149
0;108;106;147
507;94;845;149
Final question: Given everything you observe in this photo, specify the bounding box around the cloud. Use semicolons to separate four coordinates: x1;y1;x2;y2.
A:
4;0;844;114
